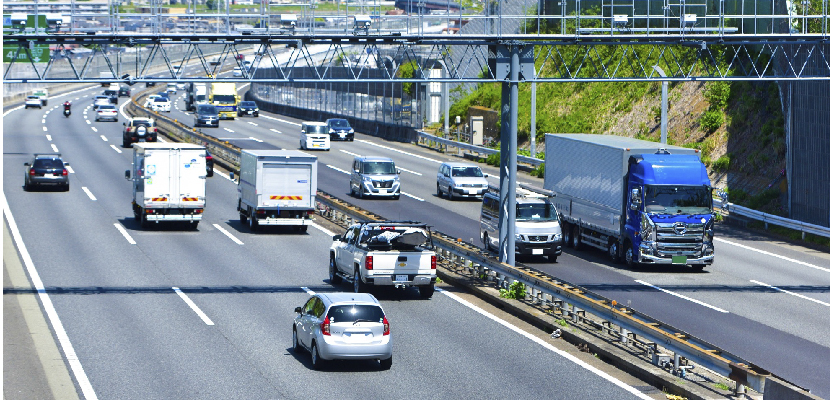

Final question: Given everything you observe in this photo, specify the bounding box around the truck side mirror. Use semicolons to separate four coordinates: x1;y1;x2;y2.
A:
125;170;131;180
630;188;641;210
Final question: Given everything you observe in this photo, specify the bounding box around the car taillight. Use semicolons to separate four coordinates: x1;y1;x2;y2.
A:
29;168;35;176
62;169;68;176
194;209;203;214
256;210;266;216
382;316;390;336
320;316;331;336
306;210;314;216
365;256;373;270
206;155;213;161
431;255;437;269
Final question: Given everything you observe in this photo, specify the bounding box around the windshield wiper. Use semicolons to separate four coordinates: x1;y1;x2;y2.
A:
352;319;373;325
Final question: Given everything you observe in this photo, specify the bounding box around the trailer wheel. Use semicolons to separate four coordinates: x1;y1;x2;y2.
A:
608;239;622;264
563;223;574;248
624;241;638;270
239;213;247;224
248;212;257;231
573;226;584;250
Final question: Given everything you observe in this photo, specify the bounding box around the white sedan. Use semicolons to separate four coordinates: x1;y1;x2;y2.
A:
232;67;243;77
149;97;171;112
143;95;161;108
95;104;119;122
25;96;42;109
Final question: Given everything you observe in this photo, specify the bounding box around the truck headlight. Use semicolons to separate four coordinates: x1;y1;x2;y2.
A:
552;234;562;242
363;176;373;182
329;129;335;133
640;213;656;241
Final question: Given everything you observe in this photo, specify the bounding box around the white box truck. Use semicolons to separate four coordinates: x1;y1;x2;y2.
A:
125;143;207;229
237;149;317;232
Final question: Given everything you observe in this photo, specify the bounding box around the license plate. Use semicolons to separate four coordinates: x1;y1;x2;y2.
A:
532;248;543;255
395;274;408;282
248;111;253;114
46;173;55;178
672;255;687;264
313;144;321;147
380;189;388;194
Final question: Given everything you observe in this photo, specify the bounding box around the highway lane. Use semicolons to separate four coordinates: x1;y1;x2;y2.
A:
157;86;830;397
5;90;654;398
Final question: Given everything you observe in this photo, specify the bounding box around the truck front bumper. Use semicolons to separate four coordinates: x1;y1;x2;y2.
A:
367;274;435;286
638;241;714;265
516;241;563;256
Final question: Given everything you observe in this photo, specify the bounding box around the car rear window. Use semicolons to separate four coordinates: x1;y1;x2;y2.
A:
326;305;384;324
33;158;63;169
133;120;154;127
329;119;350;128
99;105;116;110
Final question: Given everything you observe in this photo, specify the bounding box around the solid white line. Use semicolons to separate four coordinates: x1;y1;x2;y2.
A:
397;167;422;176
340;149;361;157
43;126;48;131
81;187;97;201
224;127;234;133
310;222;336;237
261;115;301;126
213;223;244;245
172;287;215;326
326;164;350;174
114;223;136;245
437;288;651;399
65;166;75;174
716;238;830;274
356;139;442;164
269;128;282;134
1;195;99;400
118;98;131;120
402;192;425;202
751;280;830;307
247;121;258;126
91;127;98;132
635;280;729;313
100;135;108;142
301;287;316;295
46;135;52;141
51;144;59;152
110;145;122;154
248;136;263;143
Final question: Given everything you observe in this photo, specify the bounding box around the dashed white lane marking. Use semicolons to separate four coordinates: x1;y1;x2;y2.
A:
310;222;335;237
635;280;729;313
46;135;52;141
397;167;422;176
91;127;98;132
42;119;46;124
300;287;316;295
213;223;244;245
224;127;234;133
269;128;281;134
82;187;97;201
326;164;350;174
114;223;136;245
66;166;75;174
110;145;122;154
261;115;301;126
43;126;48;131
2;195;99;400
716;238;830;274
247;121;258;126
402;192;424;201
86;120;91;124
172;287;215;326
100;135;108;142
248;136;263;143
437;288;652;400
340;149;360;157
751;280;830;307
51;144;59;152
356;139;443;164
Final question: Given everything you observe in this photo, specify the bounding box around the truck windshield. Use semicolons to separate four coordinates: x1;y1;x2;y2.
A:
516;203;558;222
196;95;206;102
644;185;712;214
213;95;235;103
363;162;396;174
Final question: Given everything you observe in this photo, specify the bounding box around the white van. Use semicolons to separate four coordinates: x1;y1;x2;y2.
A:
300;121;331;151
480;191;564;262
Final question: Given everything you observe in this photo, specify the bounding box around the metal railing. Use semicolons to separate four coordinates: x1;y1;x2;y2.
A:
417;131;544;167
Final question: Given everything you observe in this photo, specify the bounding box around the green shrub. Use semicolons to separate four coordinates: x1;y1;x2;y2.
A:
499;281;527;299
700;110;724;133
712;154;731;172
486;152;500;167
529;163;545;178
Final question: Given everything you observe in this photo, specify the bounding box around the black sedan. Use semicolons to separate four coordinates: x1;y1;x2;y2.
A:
237;101;259;117
24;154;69;191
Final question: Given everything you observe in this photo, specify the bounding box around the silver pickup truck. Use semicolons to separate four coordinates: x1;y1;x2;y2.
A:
330;221;437;299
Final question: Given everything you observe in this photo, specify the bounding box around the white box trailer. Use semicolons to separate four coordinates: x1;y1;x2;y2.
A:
237;149;317;232
126;143;207;229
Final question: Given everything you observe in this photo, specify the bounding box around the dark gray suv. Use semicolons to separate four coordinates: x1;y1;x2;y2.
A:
194;104;219;128
24;154;69;191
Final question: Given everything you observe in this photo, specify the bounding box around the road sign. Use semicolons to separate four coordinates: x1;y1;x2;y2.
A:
3;14;50;63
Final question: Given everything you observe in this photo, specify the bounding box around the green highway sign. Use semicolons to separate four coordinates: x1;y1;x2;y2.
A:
4;14;50;63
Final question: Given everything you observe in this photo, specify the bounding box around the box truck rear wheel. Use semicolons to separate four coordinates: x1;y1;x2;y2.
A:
563;223;574;248
608;240;622;264
624;242;638;270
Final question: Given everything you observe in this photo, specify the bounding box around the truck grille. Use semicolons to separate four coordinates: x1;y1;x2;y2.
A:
655;222;705;255
528;235;549;242
372;180;394;188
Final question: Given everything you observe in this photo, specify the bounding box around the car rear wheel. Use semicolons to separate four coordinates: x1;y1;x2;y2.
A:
379;356;392;370
311;343;325;370
329;257;342;284
353;268;366;293
248;213;257;231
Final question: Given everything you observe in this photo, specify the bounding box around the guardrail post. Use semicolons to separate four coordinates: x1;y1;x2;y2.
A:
621;328;629;345
735;383;746;399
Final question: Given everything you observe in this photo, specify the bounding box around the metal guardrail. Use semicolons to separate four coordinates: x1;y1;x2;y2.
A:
128;94;818;399
419;132;830;240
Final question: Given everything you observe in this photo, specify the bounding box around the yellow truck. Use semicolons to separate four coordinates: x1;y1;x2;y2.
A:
209;82;239;119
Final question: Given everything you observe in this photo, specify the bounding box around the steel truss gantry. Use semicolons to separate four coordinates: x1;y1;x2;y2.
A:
3;33;830;84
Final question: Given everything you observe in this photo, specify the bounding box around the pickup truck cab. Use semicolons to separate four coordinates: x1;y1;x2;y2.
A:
330;221;437;298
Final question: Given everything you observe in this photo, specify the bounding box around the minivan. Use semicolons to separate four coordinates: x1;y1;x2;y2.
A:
350;156;401;199
480;191;563;262
300;121;331;151
437;162;489;200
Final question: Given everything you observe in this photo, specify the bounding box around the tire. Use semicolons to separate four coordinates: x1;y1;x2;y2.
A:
23;180;30;191
547;255;558;263
191;221;199;230
483;232;492;251
436;183;442;197
624;241;638;270
248;213;258;231
297;225;308;233
292;328;302;353
353;268;366;293
122;141;131;148
239;210;248;224
310;343;325;370
419;284;435;299
608;239;622;264
349;184;356;197
573;226;584;250
64;183;70;192
139;212;149;229
691;264;705;272
447;187;455;201
379;356;392;370
563;223;574;248
358;186;365;199
206;169;213;178
393;195;400;200
329;257;342;284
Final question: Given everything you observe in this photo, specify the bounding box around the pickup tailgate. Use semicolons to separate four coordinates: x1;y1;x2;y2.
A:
367;251;433;277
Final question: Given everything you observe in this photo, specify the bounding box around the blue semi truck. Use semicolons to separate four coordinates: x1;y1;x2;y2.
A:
544;134;715;270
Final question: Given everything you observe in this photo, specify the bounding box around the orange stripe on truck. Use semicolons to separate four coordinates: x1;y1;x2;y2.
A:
151;197;168;201
182;197;198;201
270;195;302;200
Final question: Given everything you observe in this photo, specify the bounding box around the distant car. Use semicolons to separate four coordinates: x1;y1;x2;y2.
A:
25;95;42;109
145;77;156;87
436;162;489;200
300;121;331;151
92;95;111;110
194;104;219;127
232;67;243;77
156;91;170;98
237;101;259;117
150;96;171;112
118;86;131;97
122;117;158;147
235;54;245;61
172;65;181;76
205;149;214;177
292;293;392;370
95;104;119;122
103;89;119;104
176;82;186;90
24;154;69;191
326;118;354;141
166;83;177;94
243;60;252;70
143;95;162;108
